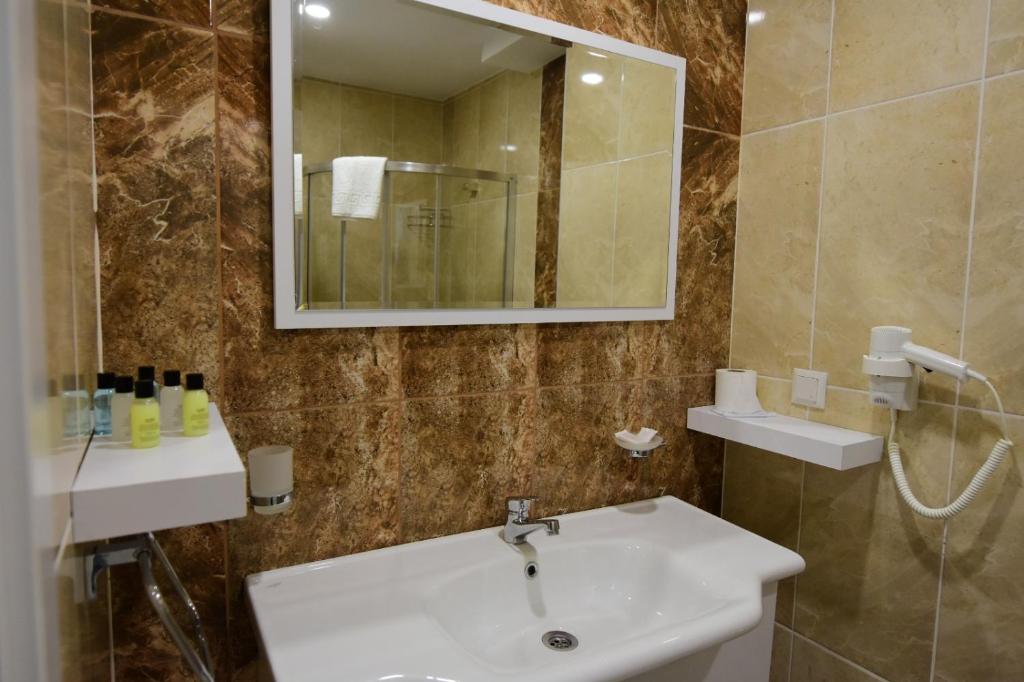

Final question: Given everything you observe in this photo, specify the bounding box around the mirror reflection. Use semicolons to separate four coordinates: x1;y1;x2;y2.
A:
292;0;677;311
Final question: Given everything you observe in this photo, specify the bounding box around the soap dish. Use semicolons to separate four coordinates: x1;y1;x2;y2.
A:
614;434;666;459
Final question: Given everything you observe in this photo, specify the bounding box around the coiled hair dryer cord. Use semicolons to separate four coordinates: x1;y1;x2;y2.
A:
888;379;1013;519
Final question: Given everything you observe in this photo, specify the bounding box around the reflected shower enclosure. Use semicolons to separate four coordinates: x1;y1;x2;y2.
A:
296;161;516;310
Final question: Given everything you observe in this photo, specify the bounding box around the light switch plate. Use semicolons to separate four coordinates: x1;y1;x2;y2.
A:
792;369;828;409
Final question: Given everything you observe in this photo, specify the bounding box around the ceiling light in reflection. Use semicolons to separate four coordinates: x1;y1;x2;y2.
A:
500;144;518;152
747;10;765;24
305;3;331;19
587;50;609;59
581;72;604;85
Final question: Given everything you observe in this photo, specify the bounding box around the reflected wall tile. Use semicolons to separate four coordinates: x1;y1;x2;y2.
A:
216;0;269;37
732;120;822;378
561;47;622;170
538;322;646;386
988;0;1024;76
656;0;747;134
93;14;221;396
450;89;481;169
934;412;1024;681
400;325;537;397
225;404;401;666
93;0;210;25
828;0;987;112
742;0;831;132
533;189;560;307
813;86;978;394
506;70;542;194
401;392;536;542
960;72;1024;415
498;0;657;46
538;56;565;191
613;152;672;307
797;392;951;682
790;634;880;682
642;375;723;511
478;74;509;174
556;163;616;307
648;129;737;377
513;193;538;307
299;78;340;164
394;96;443;164
619;59;676;158
535;382;644;516
339;86;393;157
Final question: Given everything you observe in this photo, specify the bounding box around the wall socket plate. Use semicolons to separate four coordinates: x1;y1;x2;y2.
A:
792;368;828;409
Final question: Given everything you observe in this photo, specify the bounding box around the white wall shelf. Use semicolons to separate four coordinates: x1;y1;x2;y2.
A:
687;406;883;471
71;404;247;542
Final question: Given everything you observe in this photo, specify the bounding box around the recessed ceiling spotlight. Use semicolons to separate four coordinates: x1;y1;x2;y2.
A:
305;3;331;19
747;10;765;24
581;72;604;85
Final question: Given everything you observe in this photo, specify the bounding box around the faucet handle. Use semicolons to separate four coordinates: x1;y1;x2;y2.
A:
506;496;537;519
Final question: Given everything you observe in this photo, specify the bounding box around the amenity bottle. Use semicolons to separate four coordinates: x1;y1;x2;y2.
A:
131;380;160;449
182;373;209;437
111;375;134;442
160;370;184;433
92;372;116;436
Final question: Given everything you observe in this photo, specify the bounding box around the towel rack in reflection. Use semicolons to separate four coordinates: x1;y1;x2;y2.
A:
85;533;214;682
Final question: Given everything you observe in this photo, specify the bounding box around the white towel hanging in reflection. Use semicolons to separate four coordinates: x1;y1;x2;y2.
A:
331;156;387;220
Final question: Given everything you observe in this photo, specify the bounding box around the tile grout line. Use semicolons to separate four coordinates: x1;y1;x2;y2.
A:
929;3;995;680
743;67;1015;140
789;1;836;678
782;626;893;681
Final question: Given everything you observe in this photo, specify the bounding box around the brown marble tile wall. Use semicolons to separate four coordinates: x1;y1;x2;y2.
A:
89;0;744;678
533;55;565;307
729;3;1024;682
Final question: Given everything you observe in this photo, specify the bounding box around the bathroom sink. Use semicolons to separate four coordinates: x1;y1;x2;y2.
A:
246;496;804;682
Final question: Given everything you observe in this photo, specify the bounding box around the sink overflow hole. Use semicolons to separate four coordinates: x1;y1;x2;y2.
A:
542;630;579;652
525;562;539;579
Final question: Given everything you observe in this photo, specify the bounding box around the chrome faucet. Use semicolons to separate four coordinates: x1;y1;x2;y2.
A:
502;497;560;545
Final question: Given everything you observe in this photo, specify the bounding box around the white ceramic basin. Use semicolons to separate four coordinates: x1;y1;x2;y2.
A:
246;496;804;682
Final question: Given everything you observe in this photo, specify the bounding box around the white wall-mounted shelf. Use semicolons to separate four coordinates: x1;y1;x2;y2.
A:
71;404;247;542
687;406;883;470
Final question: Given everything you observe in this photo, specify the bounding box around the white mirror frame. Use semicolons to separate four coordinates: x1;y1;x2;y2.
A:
271;0;686;329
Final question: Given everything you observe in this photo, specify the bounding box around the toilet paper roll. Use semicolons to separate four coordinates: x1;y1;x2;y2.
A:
714;369;765;415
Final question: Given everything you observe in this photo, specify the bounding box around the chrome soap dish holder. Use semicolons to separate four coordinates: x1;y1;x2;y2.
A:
614;433;667;459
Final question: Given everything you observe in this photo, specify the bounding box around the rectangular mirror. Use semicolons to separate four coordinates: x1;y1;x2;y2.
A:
271;0;685;328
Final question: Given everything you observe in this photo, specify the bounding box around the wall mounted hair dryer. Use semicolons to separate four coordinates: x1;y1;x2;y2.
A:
862;325;1012;519
861;325;986;410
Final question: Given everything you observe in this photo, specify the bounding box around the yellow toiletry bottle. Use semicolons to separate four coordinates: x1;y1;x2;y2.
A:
130;380;161;448
183;372;210;437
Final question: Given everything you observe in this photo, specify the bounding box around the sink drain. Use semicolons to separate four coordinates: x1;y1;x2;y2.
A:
541;630;579;652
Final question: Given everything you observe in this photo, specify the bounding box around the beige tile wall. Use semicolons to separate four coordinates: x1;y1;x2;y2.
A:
440;70;542;308
556;45;676;307
730;2;1024;681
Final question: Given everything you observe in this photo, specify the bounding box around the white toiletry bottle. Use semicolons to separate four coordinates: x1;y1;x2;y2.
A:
160;369;184;433
111;375;134;442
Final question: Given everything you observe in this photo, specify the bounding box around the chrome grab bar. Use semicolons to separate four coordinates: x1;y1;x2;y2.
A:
85;533;215;682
